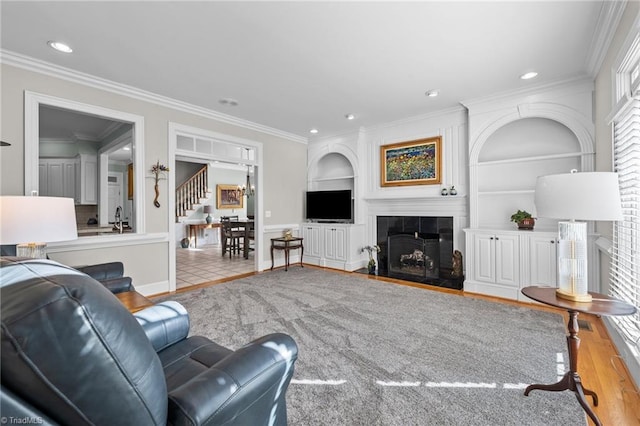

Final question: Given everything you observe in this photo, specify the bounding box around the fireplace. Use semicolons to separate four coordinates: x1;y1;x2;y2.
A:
388;233;439;279
376;216;462;289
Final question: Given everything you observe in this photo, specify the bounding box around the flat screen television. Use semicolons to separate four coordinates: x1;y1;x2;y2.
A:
305;190;352;222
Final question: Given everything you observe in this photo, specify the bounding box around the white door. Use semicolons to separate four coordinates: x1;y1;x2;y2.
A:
107;172;123;223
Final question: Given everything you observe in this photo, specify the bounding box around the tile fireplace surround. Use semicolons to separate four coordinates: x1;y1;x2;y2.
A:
366;196;468;289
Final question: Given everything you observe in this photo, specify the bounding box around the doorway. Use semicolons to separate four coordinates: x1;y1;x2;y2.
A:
168;123;263;292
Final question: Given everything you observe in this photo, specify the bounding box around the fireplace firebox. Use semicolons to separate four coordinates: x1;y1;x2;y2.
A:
375;216;462;289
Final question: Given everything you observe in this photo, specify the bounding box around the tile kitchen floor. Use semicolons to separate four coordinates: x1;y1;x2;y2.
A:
176;244;254;290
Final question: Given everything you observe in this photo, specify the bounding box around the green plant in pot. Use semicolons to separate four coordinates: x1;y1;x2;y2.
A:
510;209;535;230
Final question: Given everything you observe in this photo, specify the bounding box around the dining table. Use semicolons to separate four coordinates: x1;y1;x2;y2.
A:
227;219;254;259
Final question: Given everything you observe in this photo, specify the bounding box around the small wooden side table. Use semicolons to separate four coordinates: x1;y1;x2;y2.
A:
270;237;304;271
521;286;637;426
116;290;154;313
187;222;222;247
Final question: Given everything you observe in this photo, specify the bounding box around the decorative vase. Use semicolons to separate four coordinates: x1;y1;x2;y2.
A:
206;214;213;224
368;260;376;275
180;238;190;249
449;186;457;196
441;187;448;196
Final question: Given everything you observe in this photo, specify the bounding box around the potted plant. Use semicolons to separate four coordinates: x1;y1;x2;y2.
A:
361;245;381;274
510;209;535;230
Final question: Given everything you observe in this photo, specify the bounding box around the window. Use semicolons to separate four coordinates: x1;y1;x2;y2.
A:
610;27;640;352
610;99;640;349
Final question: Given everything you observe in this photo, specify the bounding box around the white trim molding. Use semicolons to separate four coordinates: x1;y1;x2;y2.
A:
2;49;307;145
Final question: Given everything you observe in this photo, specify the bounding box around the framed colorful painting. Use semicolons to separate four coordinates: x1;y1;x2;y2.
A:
380;136;442;187
216;184;243;209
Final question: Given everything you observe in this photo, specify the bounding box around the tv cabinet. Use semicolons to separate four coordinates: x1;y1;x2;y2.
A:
301;223;364;271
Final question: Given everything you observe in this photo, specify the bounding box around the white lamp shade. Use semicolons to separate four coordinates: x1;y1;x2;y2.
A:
0;196;78;244
534;172;623;221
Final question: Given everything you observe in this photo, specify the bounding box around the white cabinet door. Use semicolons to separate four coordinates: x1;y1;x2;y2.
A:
63;161;76;199
473;233;495;283
39;158;76;199
528;234;557;287
324;226;347;261
77;154;98;205
47;162;65;197
495;234;519;286
302;224;322;258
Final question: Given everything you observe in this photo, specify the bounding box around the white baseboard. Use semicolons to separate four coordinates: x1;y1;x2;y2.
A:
603;317;640;391
136;280;170;297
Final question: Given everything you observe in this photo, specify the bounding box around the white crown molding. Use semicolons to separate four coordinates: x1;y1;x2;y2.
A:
366;105;467;134
585;0;627;78
460;75;593;112
0;49;307;145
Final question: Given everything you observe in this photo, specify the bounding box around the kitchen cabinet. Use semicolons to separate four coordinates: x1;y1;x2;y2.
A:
75;154;98;205
301;223;364;271
39;158;76;199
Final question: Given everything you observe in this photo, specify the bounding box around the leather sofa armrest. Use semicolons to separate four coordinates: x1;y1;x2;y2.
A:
77;261;124;281
134;301;190;352
100;276;134;294
167;333;298;426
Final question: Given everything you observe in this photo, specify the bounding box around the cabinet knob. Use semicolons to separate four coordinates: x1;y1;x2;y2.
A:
490;237;494;240
495;237;499;240
550;240;555;244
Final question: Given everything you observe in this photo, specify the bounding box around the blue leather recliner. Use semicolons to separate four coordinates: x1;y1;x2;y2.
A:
0;257;298;426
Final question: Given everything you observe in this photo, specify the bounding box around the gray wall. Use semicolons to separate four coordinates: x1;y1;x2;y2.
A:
1;62;307;288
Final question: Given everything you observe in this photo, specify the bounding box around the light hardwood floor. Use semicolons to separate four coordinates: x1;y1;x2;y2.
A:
371;273;640;426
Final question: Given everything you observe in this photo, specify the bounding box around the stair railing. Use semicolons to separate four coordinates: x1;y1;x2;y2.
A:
176;164;209;220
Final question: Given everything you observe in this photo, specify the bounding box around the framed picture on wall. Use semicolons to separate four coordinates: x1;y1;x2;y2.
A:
380;136;442;187
216;184;243;209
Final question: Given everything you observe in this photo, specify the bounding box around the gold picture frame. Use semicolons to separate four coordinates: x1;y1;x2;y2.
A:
380;136;442;187
216;184;243;209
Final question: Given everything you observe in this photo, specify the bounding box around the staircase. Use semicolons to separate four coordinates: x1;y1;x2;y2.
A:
175;164;211;222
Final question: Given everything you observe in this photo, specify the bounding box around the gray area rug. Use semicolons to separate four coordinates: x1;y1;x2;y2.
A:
157;268;586;425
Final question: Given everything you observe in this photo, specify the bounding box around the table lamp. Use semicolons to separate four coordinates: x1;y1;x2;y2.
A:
534;171;623;302
0;196;78;258
203;205;213;224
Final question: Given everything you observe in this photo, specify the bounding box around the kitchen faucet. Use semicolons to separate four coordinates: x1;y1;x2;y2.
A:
114;206;123;233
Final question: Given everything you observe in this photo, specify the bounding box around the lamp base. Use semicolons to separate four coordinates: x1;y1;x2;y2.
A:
16;242;47;259
556;288;593;303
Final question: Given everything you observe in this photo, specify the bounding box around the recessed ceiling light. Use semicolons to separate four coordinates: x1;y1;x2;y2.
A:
345;114;355;120
47;41;73;53
425;90;439;97
309;128;319;134
218;98;239;106
520;71;538;80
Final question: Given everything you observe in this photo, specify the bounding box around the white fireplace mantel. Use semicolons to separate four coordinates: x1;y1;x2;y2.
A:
364;195;468;254
364;195;467;217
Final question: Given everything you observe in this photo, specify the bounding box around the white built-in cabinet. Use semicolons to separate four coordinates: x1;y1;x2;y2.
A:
304;149;366;271
464;229;557;301
39;154;97;204
301;223;364;271
463;79;596;299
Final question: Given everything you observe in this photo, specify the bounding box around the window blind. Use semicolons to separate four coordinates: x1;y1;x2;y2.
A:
610;97;640;348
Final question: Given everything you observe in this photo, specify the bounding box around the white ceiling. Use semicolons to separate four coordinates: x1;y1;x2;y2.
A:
1;1;608;140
